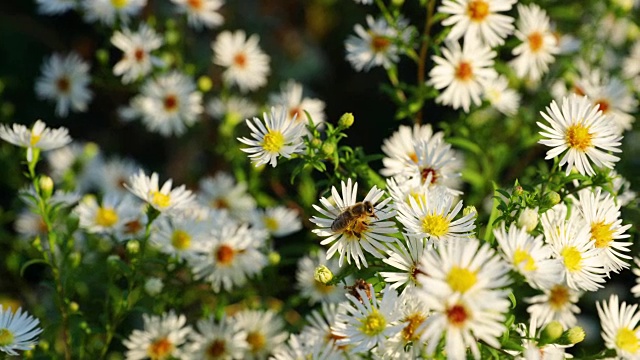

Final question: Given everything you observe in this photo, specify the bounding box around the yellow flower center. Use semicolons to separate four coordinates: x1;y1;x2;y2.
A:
111;0;129;9
206;339;227;358
0;328;15;347
565;123;593;152
513;248;537;272
30;130;42;146
314;280;335;294
447;266;477;293
591;221;614;248
264;217;279;232
171;230;191;250
446;303;469;327
528;32;544;52
370;34;391;53
216;244;235;265
548;285;569;310
359;309;387;336
421;214;450;238
262;130;285;153
561;246;582;272
95;207;118;227
616;328;640;354
246;331;266;353
151;191;171;209
146;337;174;359
455;61;474;81
402;313;426;342
467;0;490;21
233;53;247;68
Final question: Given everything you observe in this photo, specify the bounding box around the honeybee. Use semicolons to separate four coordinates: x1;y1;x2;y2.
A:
331;201;378;238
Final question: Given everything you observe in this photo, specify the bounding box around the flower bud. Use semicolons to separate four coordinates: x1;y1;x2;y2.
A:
198;76;213;92
463;205;477;218
338;113;354;128
558;326;585;345
314;265;333;284
517;207;539;232
539;320;563;345
38;175;54;199
514;185;524;196
144;277;164;296
542;191;561;207
69;301;79;312
321;142;336;157
268;251;281;265
126;240;140;254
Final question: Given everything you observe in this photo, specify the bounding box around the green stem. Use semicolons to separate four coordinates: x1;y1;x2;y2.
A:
415;0;436;125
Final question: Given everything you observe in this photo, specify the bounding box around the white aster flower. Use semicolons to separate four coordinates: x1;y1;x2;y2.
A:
622;40;640;86
271;333;341;360
526;283;581;329
300;302;350;357
482;74;521;116
150;214;210;261
537;94;622;176
74;193;141;236
332;284;403;354
188;223;267;293
379;289;429;359
170;0;224;29
576;188;632;275
512;317;572;360
597;294;640;359
609;170;636;207
581;76;638;135
345;15;400;72
93;157;141;196
397;187;475;245
380;234;430;293
111;24;164;84
206;95;258;123
14;211;47;239
122;311;192;360
386;177;433;212
121;71;203;137
380;123;444;177
428;39;497;112
212;30;270;92
81;0;146;25
295;248;349;304
268;80;326;126
46;142;102;190
36;0;76;14
0;119;71;162
187;315;248;360
510;3;559;82
632;258;640;298
35;52;93;117
0;307;42;356
250;206;302;238
197;172;256;222
493;222;564;290
439;0;516;47
232;309;288;360
310;178;397;268
237;107;306;168
125;170;195;215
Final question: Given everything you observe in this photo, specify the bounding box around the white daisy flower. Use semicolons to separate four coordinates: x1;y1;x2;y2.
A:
197;172;256;222
310;178;397;269
622;40;640;84
296;248;349;304
206;95;258;123
187;315;248;360
212;30;270;92
397;187;475;245
581;76;638;135
81;0;146;26
511;317;572;360
268;80;326;126
438;0;517;47
150;214;210;261
380;289;430;359
632;258;640;298
271;333;341;360
609;170;636;207
232;309;288;360
510;3;559;82
122;311;192;360
576;188;632;275
386;176;432;211
526;283;581;329
345;15;402;72
537;94;622;176
121;71;203;137
0;307;42;356
187;223;267;293
332;284;403;354
428;39;497;112
111;24;164;84
14;211;47;239
596;294;640;359
407;138;464;194
0;119;71;162
74;193;141;236
482;74;521;116
493;222;564;290
380;234;430;293
34;52;93;117
300;302;350;357
237;107;306;168
36;0;76;15
125;170;196;215
250;206;302;238
170;0;224;29
380;123;445;177
93;157;141;196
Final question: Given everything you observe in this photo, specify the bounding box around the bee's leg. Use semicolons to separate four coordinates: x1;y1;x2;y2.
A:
354;231;361;239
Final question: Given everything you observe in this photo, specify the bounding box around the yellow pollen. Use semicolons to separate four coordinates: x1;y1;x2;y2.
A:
565;124;593;152
146;337;174;359
513;248;537;272
467;0;490;21
616;328;640;354
111;0;129;9
30;130;41;146
447;266;477;293
421;214;450;238
370;35;391;53
95;207;118;227
262;130;285;153
264;217;279;232
591;221;614;248
455;61;474;81
561;246;582;272
359;309;387;336
171;230;191;250
246;331;266;353
548;285;569;310
0;328;15;347
402;313;426;342
528;32;544;52
151;191;171;209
